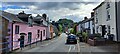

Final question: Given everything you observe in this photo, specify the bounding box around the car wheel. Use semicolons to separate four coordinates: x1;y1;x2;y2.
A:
74;41;77;44
66;41;68;44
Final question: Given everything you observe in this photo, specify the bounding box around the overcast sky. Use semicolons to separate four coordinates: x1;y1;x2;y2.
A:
0;0;104;22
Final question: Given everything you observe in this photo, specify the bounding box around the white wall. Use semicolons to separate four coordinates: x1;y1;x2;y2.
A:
42;19;48;26
85;22;89;28
106;2;117;41
90;21;93;34
94;1;117;41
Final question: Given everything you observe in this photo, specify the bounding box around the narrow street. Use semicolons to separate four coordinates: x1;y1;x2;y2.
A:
12;33;118;54
13;33;79;54
1;1;120;54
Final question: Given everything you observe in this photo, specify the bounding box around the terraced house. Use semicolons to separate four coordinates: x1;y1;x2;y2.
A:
93;0;120;42
0;14;9;54
77;12;95;35
0;11;48;53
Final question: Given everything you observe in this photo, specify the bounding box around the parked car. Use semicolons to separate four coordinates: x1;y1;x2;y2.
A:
66;35;77;44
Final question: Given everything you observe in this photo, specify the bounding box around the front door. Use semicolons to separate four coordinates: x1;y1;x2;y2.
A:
28;32;32;44
20;36;24;48
40;31;42;41
102;25;106;37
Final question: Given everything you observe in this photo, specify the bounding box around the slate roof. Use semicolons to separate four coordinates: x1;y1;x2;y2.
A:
0;10;48;26
78;18;94;24
0;10;24;22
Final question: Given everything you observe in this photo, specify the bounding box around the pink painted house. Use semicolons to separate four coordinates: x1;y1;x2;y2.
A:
12;22;47;50
2;11;48;50
13;11;48;50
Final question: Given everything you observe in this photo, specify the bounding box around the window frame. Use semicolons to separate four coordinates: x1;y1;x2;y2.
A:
107;25;111;34
43;30;45;36
37;30;40;38
106;2;110;9
15;25;19;34
106;9;111;21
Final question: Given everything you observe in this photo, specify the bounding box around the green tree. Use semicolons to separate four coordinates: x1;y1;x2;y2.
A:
73;23;77;34
57;18;74;28
59;24;63;32
70;28;74;34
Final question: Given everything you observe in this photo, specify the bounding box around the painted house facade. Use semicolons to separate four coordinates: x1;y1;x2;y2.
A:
50;24;54;39
13;12;47;50
52;25;59;37
1;11;48;51
49;22;59;38
34;14;50;40
1;11;25;52
0;15;10;53
93;0;120;42
77;16;94;34
33;14;49;40
12;23;47;50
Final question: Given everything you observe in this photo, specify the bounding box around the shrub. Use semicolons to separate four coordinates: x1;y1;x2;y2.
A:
76;32;81;36
70;28;74;34
82;32;88;42
94;33;101;38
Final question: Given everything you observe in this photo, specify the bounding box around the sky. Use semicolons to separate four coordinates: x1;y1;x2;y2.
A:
0;0;104;22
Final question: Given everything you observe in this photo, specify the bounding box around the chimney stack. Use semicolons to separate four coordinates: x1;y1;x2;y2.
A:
42;13;47;20
84;17;88;20
91;12;94;17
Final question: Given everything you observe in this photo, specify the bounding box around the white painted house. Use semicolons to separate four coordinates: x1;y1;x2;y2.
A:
93;0;120;42
77;16;94;34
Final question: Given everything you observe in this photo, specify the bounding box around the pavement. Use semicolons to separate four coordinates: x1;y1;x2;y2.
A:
79;42;119;54
10;33;120;54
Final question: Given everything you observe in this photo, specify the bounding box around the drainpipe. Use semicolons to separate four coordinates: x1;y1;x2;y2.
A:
115;2;118;42
11;22;14;51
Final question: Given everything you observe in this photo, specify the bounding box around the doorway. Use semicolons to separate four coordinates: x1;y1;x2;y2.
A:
28;32;32;44
102;25;106;37
40;31;42;41
20;35;24;48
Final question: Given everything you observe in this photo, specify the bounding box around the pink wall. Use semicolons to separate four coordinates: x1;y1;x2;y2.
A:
12;23;47;50
7;22;12;51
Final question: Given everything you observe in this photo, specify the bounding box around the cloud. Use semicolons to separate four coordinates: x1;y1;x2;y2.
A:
0;0;104;2
2;2;80;10
28;5;38;10
3;2;101;22
2;2;100;10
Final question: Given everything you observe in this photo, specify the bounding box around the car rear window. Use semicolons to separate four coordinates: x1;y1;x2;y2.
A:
67;36;76;39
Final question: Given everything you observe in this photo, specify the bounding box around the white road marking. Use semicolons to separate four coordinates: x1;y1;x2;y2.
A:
73;45;75;50
68;45;72;52
67;45;76;53
77;40;80;53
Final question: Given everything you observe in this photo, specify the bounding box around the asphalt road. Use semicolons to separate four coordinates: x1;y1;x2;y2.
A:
21;33;80;53
12;33;118;54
